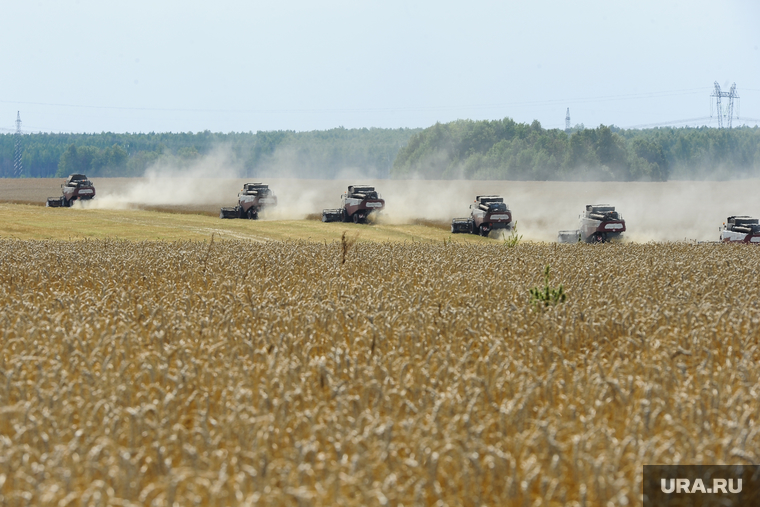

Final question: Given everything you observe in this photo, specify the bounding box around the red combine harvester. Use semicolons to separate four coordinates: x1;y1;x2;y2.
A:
219;182;277;219
322;185;385;223
720;216;760;243
450;195;512;237
558;204;626;243
46;174;95;207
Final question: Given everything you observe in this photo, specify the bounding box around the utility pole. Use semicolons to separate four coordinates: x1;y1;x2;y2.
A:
13;112;23;177
726;83;738;127
711;82;739;128
565;108;571;131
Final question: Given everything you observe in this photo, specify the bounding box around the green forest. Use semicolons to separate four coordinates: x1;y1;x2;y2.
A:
0;128;419;179
2;120;759;181
392;119;760;181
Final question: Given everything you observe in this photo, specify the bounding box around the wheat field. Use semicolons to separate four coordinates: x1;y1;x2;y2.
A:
1;238;759;506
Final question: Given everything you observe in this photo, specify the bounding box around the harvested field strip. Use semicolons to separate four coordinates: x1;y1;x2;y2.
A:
0;203;488;243
1;240;759;505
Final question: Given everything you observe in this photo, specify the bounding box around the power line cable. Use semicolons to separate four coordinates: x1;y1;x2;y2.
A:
624;116;716;129
0;88;709;115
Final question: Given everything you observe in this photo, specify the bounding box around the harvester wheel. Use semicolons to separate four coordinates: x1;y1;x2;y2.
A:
469;221;476;234
342;209;349;222
247;208;258;220
353;213;360;224
479;224;490;237
593;232;605;243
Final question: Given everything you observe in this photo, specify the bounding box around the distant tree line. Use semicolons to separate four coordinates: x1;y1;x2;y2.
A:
617;125;760;179
392;118;760;181
2;121;759;180
0;127;419;179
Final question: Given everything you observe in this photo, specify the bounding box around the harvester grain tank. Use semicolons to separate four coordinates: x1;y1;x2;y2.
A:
322;185;385;223
720;216;760;243
46;174;95;207
558;204;626;243
450;196;512;237
219;183;277;219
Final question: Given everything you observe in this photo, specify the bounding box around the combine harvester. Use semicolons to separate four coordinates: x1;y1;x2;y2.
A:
558;204;626;243
450;195;512;237
322;185;385;223
46;174;95;207
219;182;277;219
720;216;760;243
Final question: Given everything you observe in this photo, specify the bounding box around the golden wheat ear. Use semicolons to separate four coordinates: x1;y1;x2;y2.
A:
0;238;746;506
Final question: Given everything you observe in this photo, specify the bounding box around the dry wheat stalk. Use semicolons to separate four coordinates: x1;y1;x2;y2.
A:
0;239;758;506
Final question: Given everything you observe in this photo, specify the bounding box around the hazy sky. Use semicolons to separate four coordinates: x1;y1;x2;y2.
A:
1;0;758;134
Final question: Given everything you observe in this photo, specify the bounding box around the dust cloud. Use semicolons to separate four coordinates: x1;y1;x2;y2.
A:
265;178;759;242
75;148;245;210
79;161;760;242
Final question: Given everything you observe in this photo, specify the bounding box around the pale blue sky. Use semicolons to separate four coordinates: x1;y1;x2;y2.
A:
1;0;758;133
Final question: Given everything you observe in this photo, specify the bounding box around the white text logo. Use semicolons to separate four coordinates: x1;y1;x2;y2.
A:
661;478;742;494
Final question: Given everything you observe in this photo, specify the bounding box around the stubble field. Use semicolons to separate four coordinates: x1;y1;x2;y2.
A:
2;237;759;506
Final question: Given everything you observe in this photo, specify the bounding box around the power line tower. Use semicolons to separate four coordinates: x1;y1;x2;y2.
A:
13;112;23;177
565;108;571;130
711;82;739;128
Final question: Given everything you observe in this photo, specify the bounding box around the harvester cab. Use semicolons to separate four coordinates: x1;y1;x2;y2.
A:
474;196;508;214
241;183;271;196
451;195;512;236
585;204;621;222
322;185;385;223
347;185;379;200
65;174;93;187
46;173;96;207
220;182;278;219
